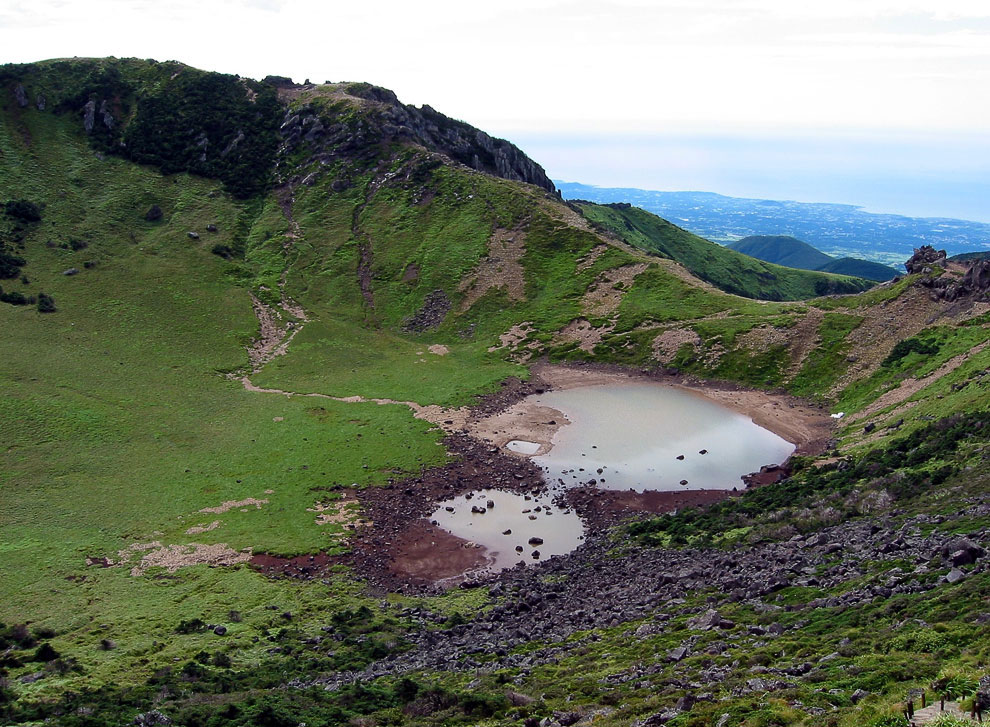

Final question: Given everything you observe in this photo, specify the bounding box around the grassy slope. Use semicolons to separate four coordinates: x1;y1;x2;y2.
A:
0;96;453;694
728;234;834;270
576;202;874;300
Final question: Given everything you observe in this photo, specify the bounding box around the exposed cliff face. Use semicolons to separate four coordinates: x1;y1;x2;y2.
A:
276;80;557;196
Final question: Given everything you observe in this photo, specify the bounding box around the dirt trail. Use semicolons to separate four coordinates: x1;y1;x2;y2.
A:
239;377;469;433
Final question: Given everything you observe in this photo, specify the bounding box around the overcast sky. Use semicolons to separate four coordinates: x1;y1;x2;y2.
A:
3;0;989;219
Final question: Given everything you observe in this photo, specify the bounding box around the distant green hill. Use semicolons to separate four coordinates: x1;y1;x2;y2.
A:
575;203;873;300
948;251;990;262
728;234;900;281
817;257;901;281
728;235;833;270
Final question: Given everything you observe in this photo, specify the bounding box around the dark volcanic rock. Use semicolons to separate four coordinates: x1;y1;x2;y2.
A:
145;205;163;222
403;289;451;331
905;245;947;274
82;99;96;133
275;85;557;195
14;83;28;108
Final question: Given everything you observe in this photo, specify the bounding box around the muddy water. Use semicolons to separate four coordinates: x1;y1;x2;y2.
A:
532;383;795;492
430;489;584;573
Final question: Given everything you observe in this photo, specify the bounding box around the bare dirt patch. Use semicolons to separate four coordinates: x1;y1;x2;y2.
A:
185;520;220;535
200;498;268;515
554;318;614;353
576;244;609;272
128;543;252;576
582;263;648;317
308;497;363;527
737;323;794;354
427;344;449;356
387;521;491;582
458;226;527;311
781;307;824;377
652;328;702;364
488;322;541;362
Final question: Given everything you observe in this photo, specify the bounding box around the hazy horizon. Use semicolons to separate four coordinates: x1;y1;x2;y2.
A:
4;1;988;222
511;131;990;224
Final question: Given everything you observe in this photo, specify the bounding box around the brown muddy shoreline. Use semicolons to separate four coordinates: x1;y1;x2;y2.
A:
253;361;836;592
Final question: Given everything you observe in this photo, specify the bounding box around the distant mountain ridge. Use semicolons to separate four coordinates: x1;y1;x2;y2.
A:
729;235;902;282
558;182;990;268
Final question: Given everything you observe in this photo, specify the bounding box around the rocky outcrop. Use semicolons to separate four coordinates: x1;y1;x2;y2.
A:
907;246;990;302
905;245;947;274
919;259;990;302
13;83;28;108
275;82;557;196
82;99;96;133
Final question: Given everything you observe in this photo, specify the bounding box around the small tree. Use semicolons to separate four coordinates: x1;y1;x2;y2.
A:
36;292;56;313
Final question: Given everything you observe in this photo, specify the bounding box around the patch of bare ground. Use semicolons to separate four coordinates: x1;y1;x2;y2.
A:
846;340;990;426
652;328;702;365
200;498;268;514
737;323;794;353
582;263;648;317
458;226;527;311
128;543;253;576
488;322;541;362
832;289;989;394
554;318;615;353
780;307;824;378
427;344;449;356
576;244;608;271
274;82;367;108
467;403;571;457
308;497;364;527
185;520;220;535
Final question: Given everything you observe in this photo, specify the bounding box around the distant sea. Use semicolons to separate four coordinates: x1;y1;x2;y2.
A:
509;131;990;224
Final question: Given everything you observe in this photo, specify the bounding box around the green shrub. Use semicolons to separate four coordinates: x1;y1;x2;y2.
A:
3;199;41;222
883;336;940;366
36;292;56;313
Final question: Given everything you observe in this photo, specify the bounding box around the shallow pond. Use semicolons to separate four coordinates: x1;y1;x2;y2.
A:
430;489;584;573
531;383;794;492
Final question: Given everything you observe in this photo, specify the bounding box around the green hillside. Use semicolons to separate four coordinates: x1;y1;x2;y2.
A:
575;202;873;300
730;234;901;281
949;251;990;262
2;58;989;727
817;256;901;281
728;234;833;270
